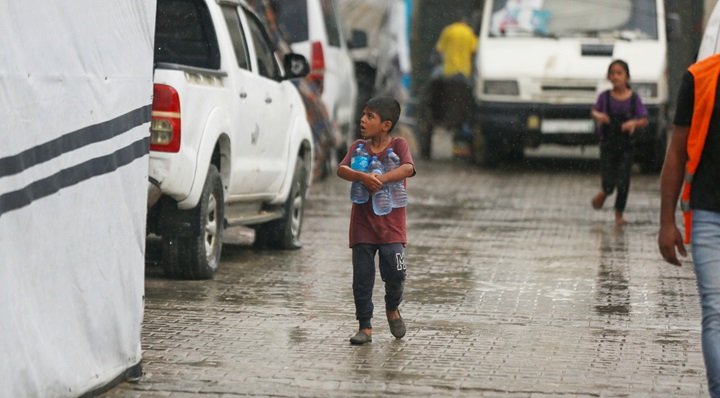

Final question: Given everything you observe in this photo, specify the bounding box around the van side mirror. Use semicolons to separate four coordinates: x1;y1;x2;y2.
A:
347;29;368;49
283;53;309;79
666;12;681;41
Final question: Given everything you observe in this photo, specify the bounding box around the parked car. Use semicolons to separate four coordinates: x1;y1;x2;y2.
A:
246;0;338;181
147;0;314;279
274;0;358;156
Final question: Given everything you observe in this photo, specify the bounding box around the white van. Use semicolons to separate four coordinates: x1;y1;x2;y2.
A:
275;0;358;152
473;0;669;171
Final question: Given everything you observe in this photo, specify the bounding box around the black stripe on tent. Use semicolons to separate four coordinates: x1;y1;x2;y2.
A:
0;136;150;217
0;105;151;178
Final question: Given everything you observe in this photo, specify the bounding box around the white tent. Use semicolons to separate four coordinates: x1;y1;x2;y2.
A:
0;1;155;396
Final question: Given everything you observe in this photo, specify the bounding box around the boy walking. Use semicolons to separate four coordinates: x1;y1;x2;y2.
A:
337;97;416;345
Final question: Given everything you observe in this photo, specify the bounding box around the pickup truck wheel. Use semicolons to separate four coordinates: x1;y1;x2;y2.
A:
254;157;307;250
162;165;224;279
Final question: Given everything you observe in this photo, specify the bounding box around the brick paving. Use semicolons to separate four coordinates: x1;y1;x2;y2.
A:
103;157;707;397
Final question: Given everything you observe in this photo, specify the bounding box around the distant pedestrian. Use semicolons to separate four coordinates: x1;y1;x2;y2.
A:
421;14;478;159
435;15;477;80
337;97;416;345
590;60;648;226
658;53;720;397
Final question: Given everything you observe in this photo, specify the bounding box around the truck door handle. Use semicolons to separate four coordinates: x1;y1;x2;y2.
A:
239;92;247;99
265;97;272;104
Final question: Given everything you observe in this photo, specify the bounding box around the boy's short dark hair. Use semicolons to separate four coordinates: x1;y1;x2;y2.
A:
365;97;401;133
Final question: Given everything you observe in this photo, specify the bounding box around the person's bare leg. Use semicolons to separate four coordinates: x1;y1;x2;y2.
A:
387;309;400;321
615;211;628;226
592;191;607;210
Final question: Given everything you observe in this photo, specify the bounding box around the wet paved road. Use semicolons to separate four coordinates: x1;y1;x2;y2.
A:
104;157;707;397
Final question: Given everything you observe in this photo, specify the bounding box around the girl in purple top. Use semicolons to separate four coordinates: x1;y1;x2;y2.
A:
590;59;649;226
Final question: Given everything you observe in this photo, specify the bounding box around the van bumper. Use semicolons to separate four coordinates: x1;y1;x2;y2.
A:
476;101;662;147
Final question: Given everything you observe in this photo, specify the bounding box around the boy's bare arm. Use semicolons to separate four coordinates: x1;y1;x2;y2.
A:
337;165;383;192
337;164;357;182
379;164;415;184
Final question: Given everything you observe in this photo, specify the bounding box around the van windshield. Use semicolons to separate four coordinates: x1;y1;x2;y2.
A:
488;0;658;40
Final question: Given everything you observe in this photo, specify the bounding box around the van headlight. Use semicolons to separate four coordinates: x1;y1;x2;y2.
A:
633;83;657;99
483;80;519;96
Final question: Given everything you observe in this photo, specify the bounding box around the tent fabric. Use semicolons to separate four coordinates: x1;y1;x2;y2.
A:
0;1;155;396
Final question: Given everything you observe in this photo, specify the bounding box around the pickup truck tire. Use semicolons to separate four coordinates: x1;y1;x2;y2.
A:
254;157;307;250
162;165;224;279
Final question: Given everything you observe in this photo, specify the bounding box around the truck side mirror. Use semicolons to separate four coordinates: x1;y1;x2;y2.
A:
666;12;681;41
283;53;309;79
347;29;368;49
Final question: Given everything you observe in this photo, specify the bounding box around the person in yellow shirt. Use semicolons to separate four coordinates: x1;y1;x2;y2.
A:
435;17;478;78
421;16;478;159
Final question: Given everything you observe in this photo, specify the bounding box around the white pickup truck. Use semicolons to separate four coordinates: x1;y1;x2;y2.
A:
146;0;314;279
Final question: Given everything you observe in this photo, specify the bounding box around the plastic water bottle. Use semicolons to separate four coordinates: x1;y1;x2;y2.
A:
350;143;369;204
384;148;407;208
370;155;392;216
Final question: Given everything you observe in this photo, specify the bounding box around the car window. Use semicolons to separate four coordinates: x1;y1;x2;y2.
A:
275;0;309;43
243;9;280;80
221;6;250;70
320;0;341;47
154;0;220;69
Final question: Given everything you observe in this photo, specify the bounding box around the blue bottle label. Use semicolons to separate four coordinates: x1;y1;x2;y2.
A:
351;156;369;172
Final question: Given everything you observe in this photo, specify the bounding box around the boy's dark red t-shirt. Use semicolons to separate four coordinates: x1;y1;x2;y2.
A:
340;137;416;247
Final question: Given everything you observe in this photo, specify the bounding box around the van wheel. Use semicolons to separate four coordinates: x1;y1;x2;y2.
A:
472;125;498;167
507;140;525;163
254;157;307;250
162;165;224;279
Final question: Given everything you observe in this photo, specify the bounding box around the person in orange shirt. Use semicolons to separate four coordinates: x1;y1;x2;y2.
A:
659;54;720;397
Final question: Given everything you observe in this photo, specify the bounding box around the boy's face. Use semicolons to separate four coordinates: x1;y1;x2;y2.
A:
360;107;391;138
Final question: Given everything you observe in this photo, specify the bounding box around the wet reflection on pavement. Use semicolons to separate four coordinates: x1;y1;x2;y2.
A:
105;158;707;397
